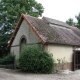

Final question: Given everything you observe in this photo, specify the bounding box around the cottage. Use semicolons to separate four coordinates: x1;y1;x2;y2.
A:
8;14;80;71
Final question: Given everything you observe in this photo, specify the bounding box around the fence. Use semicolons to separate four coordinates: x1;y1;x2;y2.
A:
0;56;15;69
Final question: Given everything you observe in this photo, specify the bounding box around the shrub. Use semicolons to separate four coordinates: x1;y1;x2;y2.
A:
19;45;55;73
0;54;15;65
0;58;4;64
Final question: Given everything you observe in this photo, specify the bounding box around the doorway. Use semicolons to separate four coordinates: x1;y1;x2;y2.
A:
73;50;80;71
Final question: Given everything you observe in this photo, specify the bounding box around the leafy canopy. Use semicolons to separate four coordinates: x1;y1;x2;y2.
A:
66;18;75;26
0;0;44;56
66;13;80;28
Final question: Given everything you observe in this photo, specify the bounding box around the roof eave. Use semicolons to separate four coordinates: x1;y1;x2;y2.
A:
45;42;80;47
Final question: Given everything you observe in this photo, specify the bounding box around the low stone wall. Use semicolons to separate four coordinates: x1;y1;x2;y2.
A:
54;62;72;71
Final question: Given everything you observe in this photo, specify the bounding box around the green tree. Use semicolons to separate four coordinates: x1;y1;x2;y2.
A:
66;18;75;26
0;0;44;57
75;13;80;28
66;13;80;28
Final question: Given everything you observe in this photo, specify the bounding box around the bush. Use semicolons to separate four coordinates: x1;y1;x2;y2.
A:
0;54;15;65
19;45;55;73
0;58;4;64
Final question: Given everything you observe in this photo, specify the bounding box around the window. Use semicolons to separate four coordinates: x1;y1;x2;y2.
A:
20;35;26;52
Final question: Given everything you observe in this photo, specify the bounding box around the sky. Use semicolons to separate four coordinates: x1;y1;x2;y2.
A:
36;0;80;22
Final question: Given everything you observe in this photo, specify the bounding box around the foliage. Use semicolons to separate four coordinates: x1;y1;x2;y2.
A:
0;53;15;65
57;57;67;70
0;0;44;57
19;45;55;73
75;13;80;28
66;18;75;26
66;13;80;28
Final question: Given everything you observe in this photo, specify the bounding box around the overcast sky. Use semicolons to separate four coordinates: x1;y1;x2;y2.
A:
36;0;80;22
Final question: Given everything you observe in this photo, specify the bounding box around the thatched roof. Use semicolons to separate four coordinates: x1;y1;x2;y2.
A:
8;14;80;47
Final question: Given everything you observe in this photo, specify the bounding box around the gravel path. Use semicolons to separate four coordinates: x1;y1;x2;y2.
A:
0;68;80;80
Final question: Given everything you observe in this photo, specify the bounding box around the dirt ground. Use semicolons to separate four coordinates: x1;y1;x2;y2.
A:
0;68;80;80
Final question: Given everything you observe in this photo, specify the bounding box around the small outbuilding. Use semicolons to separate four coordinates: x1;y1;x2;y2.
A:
8;14;80;71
